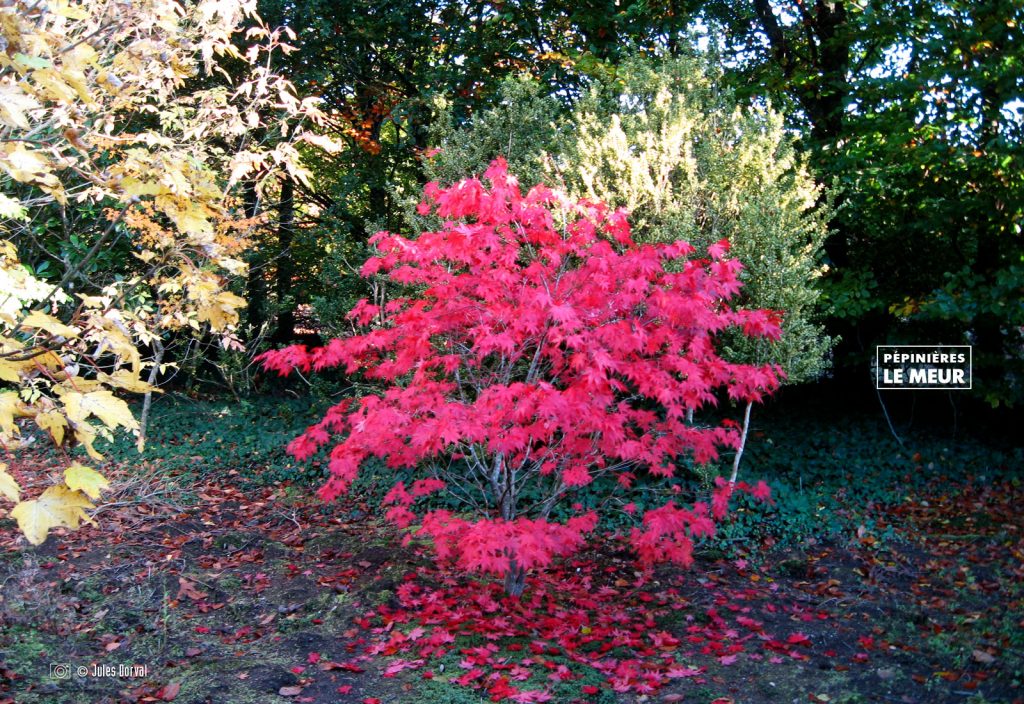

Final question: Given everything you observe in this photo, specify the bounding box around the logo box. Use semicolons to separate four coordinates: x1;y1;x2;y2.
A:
876;345;972;390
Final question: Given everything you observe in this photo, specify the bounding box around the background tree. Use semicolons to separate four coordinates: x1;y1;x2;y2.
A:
253;0;700;344
699;0;1024;405
256;0;545;341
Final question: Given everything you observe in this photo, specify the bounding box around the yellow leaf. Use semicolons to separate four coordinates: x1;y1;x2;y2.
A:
1;144;53;183
66;42;98;69
0;391;30;437
0;344;64;379
197;291;247;331
76;294;108;309
121;177;166;197
36;410;67;444
0;84;38;130
0;463;20;503
36;348;69;373
299;131;343;154
62;70;92;103
73;420;104;461
53;0;90;20
218;257;248;276
7;501;51;545
158;197;213;236
64;462;109;500
29;68;78;103
0;336;27;381
63;389;138;432
0;359;24;383
97;370;162;394
227;152;265;186
160;167;192;196
0;193;27;220
83;314;141;372
21;311;80;338
9;484;94;546
53;377;104;395
0;335;23;351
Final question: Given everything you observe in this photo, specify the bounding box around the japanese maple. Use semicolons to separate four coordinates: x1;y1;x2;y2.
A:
261;159;781;595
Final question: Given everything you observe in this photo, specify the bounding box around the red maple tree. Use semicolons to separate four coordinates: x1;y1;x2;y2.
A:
261;159;781;595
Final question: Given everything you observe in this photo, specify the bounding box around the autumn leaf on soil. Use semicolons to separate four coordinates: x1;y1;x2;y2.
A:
177;577;208;602
157;682;180;701
787;632;812;647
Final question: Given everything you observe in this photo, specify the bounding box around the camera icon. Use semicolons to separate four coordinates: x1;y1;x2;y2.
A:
50;663;71;680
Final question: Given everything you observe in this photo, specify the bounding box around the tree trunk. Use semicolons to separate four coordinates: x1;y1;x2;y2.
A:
243;179;267;333
272;175;296;343
137;338;165;453
493;452;527;597
503;561;527;598
729;400;753;484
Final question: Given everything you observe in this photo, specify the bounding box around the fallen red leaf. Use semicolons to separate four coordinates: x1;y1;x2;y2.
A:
158;682;180;701
177;577;208;602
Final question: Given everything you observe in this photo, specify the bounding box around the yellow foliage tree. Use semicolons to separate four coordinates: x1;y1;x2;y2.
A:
0;0;337;544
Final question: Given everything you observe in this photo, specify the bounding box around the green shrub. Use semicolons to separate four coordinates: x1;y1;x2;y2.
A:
426;53;834;386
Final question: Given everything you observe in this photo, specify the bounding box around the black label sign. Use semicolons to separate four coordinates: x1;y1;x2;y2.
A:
876;346;972;390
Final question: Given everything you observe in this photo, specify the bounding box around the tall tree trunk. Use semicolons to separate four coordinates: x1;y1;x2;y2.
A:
752;0;852;271
366;115;389;230
752;0;850;146
243;179;267;333
273;175;296;344
807;0;849;146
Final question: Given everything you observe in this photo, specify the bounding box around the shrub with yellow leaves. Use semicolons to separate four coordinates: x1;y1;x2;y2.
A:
0;0;338;544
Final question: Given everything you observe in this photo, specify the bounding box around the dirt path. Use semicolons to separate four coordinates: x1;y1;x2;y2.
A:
0;466;1020;704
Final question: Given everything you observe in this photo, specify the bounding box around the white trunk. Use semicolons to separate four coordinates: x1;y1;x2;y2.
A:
137;339;165;452
729;400;753;484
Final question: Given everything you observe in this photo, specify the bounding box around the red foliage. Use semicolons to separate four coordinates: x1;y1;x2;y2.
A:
260;159;781;582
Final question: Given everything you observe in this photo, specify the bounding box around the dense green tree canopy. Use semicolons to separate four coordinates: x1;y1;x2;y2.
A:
238;0;1024;403
699;0;1023;402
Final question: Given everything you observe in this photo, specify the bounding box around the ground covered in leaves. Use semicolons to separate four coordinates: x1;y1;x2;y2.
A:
0;396;1021;704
